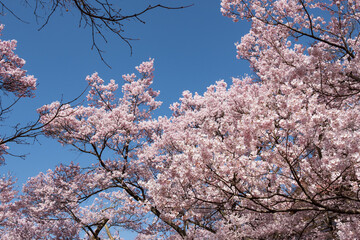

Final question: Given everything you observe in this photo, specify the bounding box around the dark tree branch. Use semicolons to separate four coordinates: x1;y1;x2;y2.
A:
0;0;194;67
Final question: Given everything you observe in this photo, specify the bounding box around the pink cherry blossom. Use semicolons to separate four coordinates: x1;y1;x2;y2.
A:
2;0;360;238
0;25;36;98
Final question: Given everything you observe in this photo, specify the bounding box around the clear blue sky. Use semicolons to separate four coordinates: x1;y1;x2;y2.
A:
1;0;250;238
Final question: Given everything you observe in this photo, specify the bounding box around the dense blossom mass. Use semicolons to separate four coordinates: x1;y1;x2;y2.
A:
1;0;360;239
0;25;36;98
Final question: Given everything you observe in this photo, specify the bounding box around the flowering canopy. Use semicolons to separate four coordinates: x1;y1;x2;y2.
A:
1;0;360;239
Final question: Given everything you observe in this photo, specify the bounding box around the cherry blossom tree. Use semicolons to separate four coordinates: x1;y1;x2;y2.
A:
12;0;360;239
142;0;360;238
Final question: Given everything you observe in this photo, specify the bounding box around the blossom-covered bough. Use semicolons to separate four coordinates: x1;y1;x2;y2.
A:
32;59;186;239
0;24;37;160
0;24;64;162
4;0;360;239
